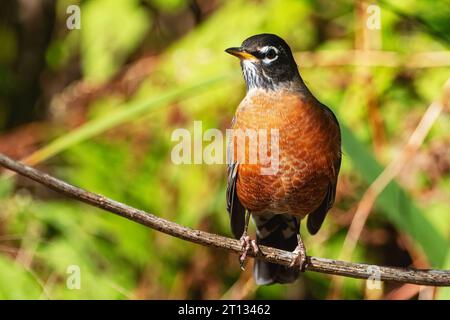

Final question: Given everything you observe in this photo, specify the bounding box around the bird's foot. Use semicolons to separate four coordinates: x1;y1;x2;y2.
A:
289;242;307;272
239;232;259;270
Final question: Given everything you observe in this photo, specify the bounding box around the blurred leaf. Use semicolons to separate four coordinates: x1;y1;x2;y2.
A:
341;124;447;266
150;0;187;12
24;74;230;166
81;0;151;83
0;176;12;198
0;256;42;299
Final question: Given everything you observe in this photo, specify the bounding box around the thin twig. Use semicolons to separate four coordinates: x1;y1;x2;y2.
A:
0;154;449;286
296;50;450;68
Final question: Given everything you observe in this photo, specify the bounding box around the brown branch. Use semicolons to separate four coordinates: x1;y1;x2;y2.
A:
0;153;449;287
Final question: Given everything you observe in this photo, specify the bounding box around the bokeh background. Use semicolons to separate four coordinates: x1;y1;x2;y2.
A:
0;0;449;299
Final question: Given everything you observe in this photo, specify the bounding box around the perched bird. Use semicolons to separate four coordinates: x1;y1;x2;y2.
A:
226;34;341;285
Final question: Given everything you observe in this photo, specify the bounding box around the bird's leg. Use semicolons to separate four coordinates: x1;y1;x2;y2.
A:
289;233;307;272
239;210;259;270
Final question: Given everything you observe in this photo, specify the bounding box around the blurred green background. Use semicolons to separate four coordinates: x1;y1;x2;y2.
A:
0;0;449;299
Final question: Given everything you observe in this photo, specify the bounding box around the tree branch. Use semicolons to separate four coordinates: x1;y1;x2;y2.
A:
0;153;449;287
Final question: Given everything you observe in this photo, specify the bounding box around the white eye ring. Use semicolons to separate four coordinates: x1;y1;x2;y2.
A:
260;46;278;64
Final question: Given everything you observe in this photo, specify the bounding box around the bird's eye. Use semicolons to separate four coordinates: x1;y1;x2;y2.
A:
265;48;277;60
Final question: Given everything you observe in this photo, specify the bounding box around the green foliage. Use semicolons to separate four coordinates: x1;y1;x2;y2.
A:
25;74;228;165
150;0;188;12
341;124;447;266
81;0;151;83
0;176;12;199
0;256;42;299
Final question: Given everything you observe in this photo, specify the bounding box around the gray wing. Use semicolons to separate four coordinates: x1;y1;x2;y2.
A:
307;104;342;235
306;157;341;235
226;162;246;239
226;117;246;239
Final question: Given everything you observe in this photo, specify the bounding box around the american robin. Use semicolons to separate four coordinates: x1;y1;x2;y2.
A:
225;34;341;285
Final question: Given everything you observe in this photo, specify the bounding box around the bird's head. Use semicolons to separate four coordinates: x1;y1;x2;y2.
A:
226;34;301;91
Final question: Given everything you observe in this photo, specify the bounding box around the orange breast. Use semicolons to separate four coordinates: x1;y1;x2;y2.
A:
231;89;340;217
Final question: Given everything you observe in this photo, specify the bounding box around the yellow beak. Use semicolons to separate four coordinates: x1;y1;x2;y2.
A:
225;47;257;61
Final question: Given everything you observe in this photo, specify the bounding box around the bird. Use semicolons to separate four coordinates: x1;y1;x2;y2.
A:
225;34;341;285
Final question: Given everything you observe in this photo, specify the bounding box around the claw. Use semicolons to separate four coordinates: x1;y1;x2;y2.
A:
250;239;259;254
289;236;307;272
239;232;259;270
289;246;307;271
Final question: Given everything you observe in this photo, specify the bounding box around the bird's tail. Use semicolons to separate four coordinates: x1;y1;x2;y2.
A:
253;213;300;285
